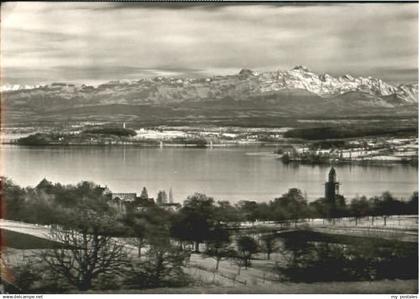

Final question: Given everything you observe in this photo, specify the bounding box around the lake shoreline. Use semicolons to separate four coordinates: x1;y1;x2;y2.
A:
1;144;417;202
3;142;417;167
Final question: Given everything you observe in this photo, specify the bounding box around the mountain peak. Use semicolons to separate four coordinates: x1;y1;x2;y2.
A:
238;68;256;79
0;83;40;92
238;68;254;75
291;65;311;72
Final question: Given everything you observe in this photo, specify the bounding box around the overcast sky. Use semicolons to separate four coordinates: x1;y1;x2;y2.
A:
1;2;418;85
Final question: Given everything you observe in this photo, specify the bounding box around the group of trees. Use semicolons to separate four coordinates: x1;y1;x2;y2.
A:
310;191;418;221
3;177;417;227
1;177;418;292
170;194;261;272
82;127;137;137
2;180;192;292
234;189;417;222
283;125;418;140
274;231;418;282
2;178;115;225
0;179;261;292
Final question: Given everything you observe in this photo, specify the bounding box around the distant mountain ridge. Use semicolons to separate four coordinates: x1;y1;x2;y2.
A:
1;83;41;92
2;66;418;125
3;66;418;103
254;66;418;104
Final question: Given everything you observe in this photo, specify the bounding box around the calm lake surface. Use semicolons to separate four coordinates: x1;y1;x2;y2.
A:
1;145;418;203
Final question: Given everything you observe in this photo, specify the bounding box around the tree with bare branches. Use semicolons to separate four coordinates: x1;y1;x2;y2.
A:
42;208;128;291
126;243;190;289
236;236;259;269
205;224;233;271
261;234;277;260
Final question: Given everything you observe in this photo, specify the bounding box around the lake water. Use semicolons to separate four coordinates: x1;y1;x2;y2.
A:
1;145;418;203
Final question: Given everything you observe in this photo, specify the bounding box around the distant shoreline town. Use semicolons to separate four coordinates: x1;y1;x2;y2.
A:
1;122;417;166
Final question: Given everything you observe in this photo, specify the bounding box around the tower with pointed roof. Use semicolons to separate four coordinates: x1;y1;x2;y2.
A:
168;187;174;203
325;167;339;202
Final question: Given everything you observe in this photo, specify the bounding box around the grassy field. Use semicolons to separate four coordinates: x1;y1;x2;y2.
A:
1;220;417;294
1;229;61;249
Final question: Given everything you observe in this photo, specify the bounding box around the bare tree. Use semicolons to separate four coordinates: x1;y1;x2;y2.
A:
205;225;233;271
42;211;128;291
261;234;277;260
206;245;235;271
127;244;190;289
236;236;258;269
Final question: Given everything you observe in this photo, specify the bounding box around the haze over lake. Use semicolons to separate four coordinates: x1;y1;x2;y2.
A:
2;145;417;203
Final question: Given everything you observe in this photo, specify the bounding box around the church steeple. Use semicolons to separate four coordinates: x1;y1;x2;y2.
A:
168;187;174;203
328;167;337;183
325;167;339;202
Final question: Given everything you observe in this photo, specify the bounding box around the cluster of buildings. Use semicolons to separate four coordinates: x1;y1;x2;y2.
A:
107;167;342;216
109;188;181;214
283;137;418;165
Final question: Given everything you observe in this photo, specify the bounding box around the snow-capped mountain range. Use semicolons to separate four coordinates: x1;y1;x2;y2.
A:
2;66;417;105
1;83;41;92
242;66;417;103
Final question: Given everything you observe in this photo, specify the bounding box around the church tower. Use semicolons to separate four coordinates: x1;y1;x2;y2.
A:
325;167;339;202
